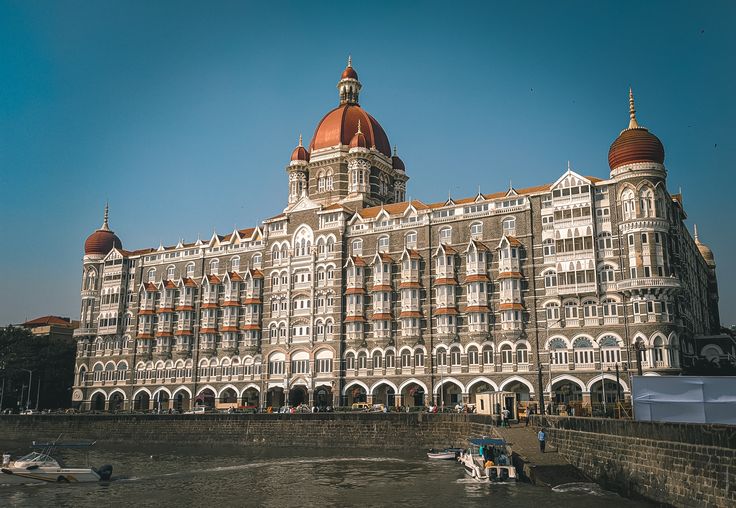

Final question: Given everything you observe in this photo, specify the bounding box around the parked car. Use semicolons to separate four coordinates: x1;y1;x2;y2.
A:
183;406;213;415
20;409;38;415
351;402;370;411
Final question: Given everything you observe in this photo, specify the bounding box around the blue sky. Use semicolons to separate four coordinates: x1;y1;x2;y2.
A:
1;1;734;325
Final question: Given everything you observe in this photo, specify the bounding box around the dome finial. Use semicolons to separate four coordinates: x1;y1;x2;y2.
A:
628;87;639;129
393;145;398;156
694;223;700;242
298;133;303;147
101;202;110;231
356;118;362;134
348;55;352;68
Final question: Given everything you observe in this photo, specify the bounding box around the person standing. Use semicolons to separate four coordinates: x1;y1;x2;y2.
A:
538;428;546;453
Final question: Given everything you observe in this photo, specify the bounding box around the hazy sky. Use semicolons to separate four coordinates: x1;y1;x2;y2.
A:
1;1;734;325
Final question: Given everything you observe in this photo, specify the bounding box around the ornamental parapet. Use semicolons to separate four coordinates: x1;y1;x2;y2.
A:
617;276;681;294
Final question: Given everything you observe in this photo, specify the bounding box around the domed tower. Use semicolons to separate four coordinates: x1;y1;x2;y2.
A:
347;120;370;197
286;134;309;204
298;58;408;209
609;89;679;338
392;146;408;202
84;203;122;259
694;224;720;333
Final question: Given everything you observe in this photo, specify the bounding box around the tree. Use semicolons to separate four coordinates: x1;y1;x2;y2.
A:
0;326;76;411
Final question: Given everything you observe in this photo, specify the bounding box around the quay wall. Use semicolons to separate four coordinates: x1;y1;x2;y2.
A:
0;413;495;450
531;415;736;508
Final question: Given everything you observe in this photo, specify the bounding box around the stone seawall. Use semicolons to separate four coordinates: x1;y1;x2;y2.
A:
531;416;736;508
0;414;495;450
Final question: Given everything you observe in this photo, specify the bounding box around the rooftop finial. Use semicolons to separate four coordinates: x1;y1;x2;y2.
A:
357;118;362;134
348;55;352;68
567;160;571;172
393;145;398;156
298;133;303;147
694;224;700;242
101;202;110;231
628;87;639;129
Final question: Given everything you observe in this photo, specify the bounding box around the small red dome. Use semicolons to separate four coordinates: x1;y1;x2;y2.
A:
349;127;368;149
392;154;405;171
608;127;665;170
85;229;122;256
341;65;358;80
291;145;309;162
309;104;391;157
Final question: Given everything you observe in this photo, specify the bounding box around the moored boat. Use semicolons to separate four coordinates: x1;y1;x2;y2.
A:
457;438;517;482
0;440;112;484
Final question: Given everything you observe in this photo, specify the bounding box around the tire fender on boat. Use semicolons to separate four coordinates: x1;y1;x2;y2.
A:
57;475;69;483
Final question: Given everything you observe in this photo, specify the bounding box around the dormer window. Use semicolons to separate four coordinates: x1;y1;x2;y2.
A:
167;265;175;280
378;235;389;252
352;239;363;256
439;227;452;244
186;263;195;278
502;217;516;235
470;222;482;239
231;256;240;272
147;268;156;282
405;231;417;248
210;259;219;274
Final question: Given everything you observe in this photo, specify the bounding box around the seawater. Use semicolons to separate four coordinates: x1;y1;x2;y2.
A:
0;442;654;507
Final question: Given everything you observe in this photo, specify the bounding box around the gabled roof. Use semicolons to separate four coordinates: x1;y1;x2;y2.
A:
401;248;422;260
357;200;429;219
23;316;73;327
371;252;393;264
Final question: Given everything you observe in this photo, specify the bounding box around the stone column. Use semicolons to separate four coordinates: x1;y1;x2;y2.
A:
582;391;592;409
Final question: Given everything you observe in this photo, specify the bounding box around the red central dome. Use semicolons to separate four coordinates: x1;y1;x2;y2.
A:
85;228;122;256
309;104;391;157
608;127;664;170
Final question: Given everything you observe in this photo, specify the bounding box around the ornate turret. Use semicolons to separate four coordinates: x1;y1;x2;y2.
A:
286;134;309;204
84;203;122;257
338;55;361;105
608;88;665;175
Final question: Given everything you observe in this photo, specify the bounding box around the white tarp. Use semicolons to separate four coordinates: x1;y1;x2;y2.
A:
632;376;736;424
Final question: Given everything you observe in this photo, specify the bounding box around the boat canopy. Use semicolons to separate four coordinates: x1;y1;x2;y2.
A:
31;440;96;448
469;438;506;446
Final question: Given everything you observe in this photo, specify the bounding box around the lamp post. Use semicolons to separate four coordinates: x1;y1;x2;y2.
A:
540;316;564;416
20;369;33;410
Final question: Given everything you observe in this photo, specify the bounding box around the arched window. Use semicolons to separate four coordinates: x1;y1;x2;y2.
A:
573;337;594;365
352;239;363;256
378;235;390;252
549;338;568;365
583;300;598;318
502;217;516;234
439;227;452;244
602;298;618;316
599;264;615;283
436;349;447;366
230;256;240;272
653;337;665;364
621;189;635;220
564;300;578;319
385;350;395;368
450;347;461;366
401;350;411;368
272;246;280;262
185;263;195;278
639;187;654;218
482;345;494;364
405;231;417;247
599;335;621;363
326;170;334;191
372;351;382;369
318;171;325;192
147;268;156;282
597;232;612;250
166;265;175;280
544;270;557;288
252;253;261;267
516;343;528;364
470;222;483;239
545;302;560;320
467;346;479;365
414;350;425;367
210;259;219;274
357;352;367;369
543;238;555;257
501;344;513;364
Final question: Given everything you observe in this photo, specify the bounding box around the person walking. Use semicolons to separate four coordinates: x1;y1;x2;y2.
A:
538;428;547;453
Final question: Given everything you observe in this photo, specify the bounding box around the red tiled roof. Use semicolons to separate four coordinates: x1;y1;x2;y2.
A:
156;307;174;314
346;287;366;295
207;274;221;284
370;313;392;320
350;255;367;267
358;200;429;219
504;236;523;247
143;282;157;292
163;280;177;289
465;274;490;283
155;331;173;337
222;301;240;307
399;281;421;289
137;333;154;339
175;305;194;311
243;298;262;304
399;311;422;318
434;277;457;286
220;326;239;332
497;271;523;279
174;330;193;336
241;324;261;331
345;316;366;322
404;249;421;259
200;328;217;333
228;271;243;281
250;269;264;279
183;277;198;288
138;310;155;316
22;316;72;327
465;305;490;313
371;284;393;292
499;303;524;310
202;303;219;309
435;307;458;315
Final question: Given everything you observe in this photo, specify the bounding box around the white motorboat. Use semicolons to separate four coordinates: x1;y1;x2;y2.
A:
1;440;112;484
427;450;457;460
457;438;517;482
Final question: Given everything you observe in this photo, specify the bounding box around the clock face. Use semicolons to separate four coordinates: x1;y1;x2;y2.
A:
72;389;84;401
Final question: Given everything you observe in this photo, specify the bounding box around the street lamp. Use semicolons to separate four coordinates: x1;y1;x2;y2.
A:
20;369;33;410
539;316;564;416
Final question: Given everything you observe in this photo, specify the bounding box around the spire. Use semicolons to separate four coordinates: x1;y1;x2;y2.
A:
694;224;700;243
356;119;362;134
393;145;398;157
348;55;352;68
298;133;303;147
101;202;110;231
628;87;639;129
567;160;571;172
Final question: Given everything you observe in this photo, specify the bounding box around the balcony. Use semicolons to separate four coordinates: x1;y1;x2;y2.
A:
617;277;681;292
292;307;311;317
139;300;156;313
558;282;596;295
465;262;486;276
346;276;364;289
574;362;595;370
555;249;594;263
74;326;97;337
401;300;421;313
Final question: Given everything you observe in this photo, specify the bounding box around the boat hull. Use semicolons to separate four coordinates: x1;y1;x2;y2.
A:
1;466;102;484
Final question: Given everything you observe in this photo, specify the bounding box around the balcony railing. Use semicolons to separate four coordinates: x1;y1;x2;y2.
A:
617;277;681;291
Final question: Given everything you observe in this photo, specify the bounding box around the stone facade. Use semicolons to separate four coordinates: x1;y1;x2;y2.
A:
71;62;721;413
